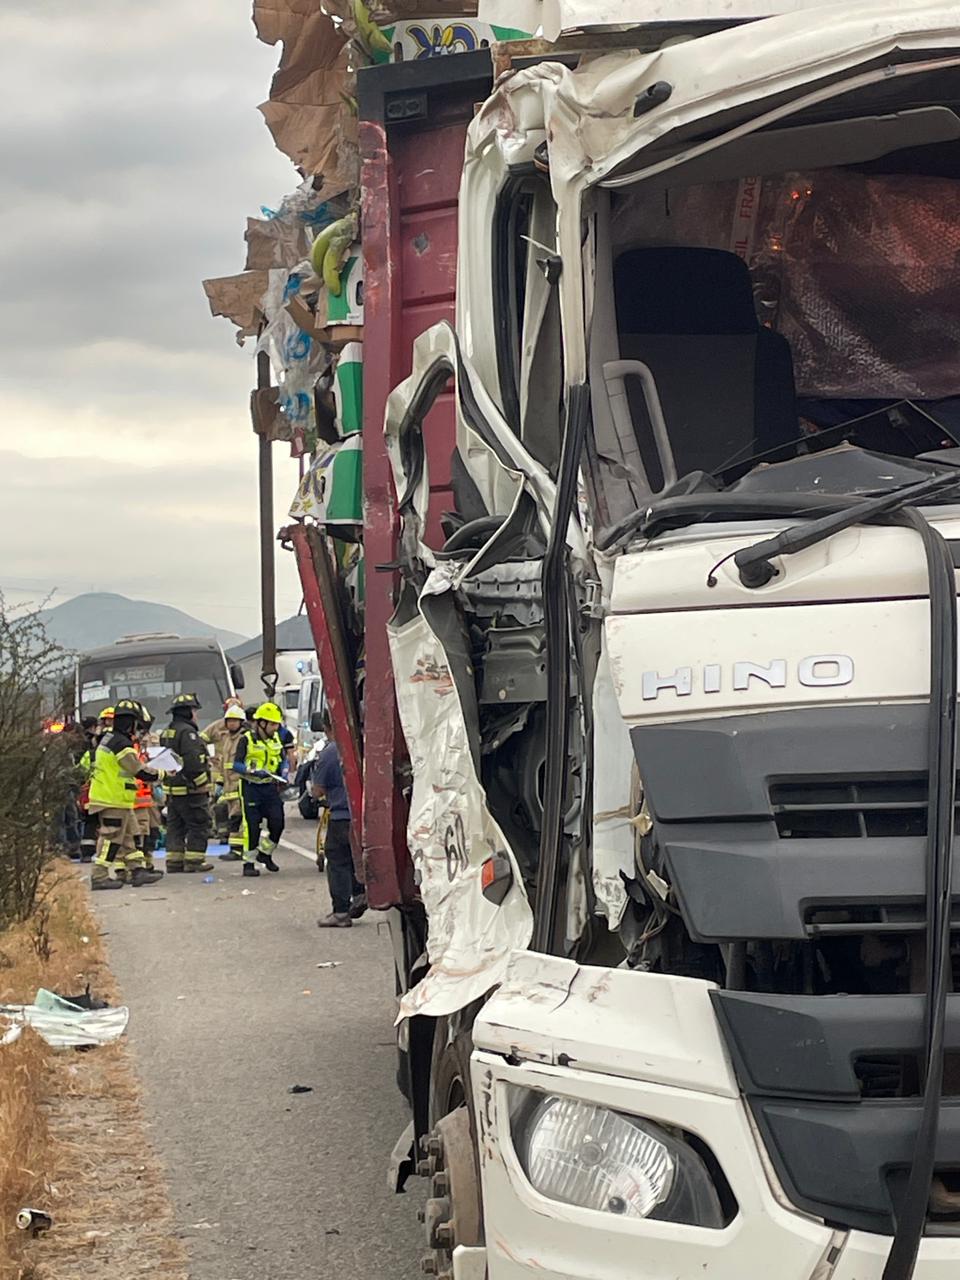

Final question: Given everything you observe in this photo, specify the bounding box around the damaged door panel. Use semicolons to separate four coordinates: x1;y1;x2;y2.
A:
385;321;576;1017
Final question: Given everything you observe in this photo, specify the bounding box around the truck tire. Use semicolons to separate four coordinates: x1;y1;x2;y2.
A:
428;1015;473;1124
417;1013;483;1275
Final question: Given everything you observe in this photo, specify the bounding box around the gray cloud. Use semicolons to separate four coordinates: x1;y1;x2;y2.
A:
0;0;304;632
0;449;303;634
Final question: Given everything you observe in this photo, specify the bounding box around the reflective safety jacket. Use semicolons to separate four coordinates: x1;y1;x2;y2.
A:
234;729;284;784
133;742;154;809
203;719;246;796
88;732;140;811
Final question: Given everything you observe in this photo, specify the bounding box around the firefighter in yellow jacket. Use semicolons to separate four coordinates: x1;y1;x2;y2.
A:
233;703;287;877
88;700;163;890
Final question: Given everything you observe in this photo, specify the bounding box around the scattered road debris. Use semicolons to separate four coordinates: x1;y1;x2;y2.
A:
0;988;128;1048
16;1208;52;1236
288;1084;313;1094
316;961;342;969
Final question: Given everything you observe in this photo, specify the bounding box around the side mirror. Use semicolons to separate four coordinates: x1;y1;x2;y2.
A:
310;711;325;734
231;664;245;690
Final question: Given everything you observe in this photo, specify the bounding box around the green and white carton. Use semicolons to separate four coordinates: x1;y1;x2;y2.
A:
326;245;364;328
335;341;363;438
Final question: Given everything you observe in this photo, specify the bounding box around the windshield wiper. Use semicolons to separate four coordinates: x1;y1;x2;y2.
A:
733;470;960;586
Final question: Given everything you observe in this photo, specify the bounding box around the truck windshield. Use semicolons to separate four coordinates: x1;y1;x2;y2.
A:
77;650;230;720
590;96;960;528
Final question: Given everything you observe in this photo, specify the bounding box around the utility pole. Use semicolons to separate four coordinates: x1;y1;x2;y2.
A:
255;347;278;701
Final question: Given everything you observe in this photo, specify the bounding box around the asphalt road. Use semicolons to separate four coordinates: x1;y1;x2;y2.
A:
93;807;424;1279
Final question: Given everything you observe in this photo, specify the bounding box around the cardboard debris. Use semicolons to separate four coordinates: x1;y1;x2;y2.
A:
259;69;360;187
202;271;269;338
254;0;348;88
253;1;358;182
285;295;364;347
244;215;313;272
250;386;288;442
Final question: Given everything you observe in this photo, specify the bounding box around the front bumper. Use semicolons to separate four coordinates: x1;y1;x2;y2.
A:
470;953;960;1280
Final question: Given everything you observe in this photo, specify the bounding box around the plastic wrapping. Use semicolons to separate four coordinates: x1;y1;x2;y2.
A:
257;268;327;434
611;170;960;400
0;990;129;1049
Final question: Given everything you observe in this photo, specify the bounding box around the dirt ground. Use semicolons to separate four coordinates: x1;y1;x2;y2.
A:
0;861;187;1280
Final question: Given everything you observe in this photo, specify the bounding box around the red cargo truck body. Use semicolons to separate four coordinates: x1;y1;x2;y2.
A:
290;54;493;908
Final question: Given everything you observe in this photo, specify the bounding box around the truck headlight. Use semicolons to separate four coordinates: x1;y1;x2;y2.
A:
510;1091;725;1228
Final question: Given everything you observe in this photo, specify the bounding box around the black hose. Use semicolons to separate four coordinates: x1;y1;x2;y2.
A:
532;384;589;954
722;487;958;1273
881;509;957;1280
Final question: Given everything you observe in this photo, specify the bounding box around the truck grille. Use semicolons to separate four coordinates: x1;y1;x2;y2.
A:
770;776;940;839
855;1053;960;1099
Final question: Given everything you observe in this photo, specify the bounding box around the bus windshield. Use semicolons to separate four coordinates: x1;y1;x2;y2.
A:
77;649;231;721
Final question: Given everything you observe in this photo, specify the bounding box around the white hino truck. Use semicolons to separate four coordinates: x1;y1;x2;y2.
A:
356;3;960;1277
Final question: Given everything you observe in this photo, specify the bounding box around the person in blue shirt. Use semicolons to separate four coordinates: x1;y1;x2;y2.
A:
310;713;365;927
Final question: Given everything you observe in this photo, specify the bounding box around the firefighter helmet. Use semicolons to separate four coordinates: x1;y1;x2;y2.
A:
253;702;283;724
168;692;201;713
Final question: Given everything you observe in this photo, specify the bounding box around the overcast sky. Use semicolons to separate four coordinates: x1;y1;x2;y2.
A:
0;0;303;637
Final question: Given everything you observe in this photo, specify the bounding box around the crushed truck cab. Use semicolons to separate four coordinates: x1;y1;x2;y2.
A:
344;5;960;1278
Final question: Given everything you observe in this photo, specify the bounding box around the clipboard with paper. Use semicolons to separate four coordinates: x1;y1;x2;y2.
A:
144;745;183;773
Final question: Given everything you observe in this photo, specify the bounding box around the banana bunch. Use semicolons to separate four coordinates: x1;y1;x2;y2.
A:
352;0;392;57
310;210;359;297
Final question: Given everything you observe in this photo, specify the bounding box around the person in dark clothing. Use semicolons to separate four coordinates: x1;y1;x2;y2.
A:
74;717;99;861
311;718;365;928
159;693;213;873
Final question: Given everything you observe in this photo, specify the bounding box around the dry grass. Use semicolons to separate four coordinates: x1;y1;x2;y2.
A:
0;862;188;1280
0;1028;49;1280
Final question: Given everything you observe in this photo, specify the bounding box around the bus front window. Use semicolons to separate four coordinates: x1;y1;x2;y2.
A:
78;650;230;721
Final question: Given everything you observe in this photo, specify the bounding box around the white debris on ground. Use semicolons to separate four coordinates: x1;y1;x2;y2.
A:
0;988;129;1048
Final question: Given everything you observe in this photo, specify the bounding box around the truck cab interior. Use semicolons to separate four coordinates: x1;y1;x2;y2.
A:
585;63;960;540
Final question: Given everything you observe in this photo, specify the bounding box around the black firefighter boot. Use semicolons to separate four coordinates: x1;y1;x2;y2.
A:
91;875;124;891
130;866;164;888
242;862;261;878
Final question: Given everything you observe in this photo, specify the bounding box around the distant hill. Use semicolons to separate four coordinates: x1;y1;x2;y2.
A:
37;593;246;653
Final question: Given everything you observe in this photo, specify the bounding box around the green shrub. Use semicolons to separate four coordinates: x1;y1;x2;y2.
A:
0;601;73;928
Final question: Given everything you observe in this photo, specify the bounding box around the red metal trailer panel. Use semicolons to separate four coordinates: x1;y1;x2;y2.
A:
358;54;493;909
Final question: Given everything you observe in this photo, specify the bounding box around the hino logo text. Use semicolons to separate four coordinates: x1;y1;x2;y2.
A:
641;654;854;701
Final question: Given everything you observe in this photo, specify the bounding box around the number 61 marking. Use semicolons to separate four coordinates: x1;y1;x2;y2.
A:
444;814;468;882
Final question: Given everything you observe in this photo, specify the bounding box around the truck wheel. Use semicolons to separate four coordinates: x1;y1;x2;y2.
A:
428;1017;472;1124
417;1018;482;1276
